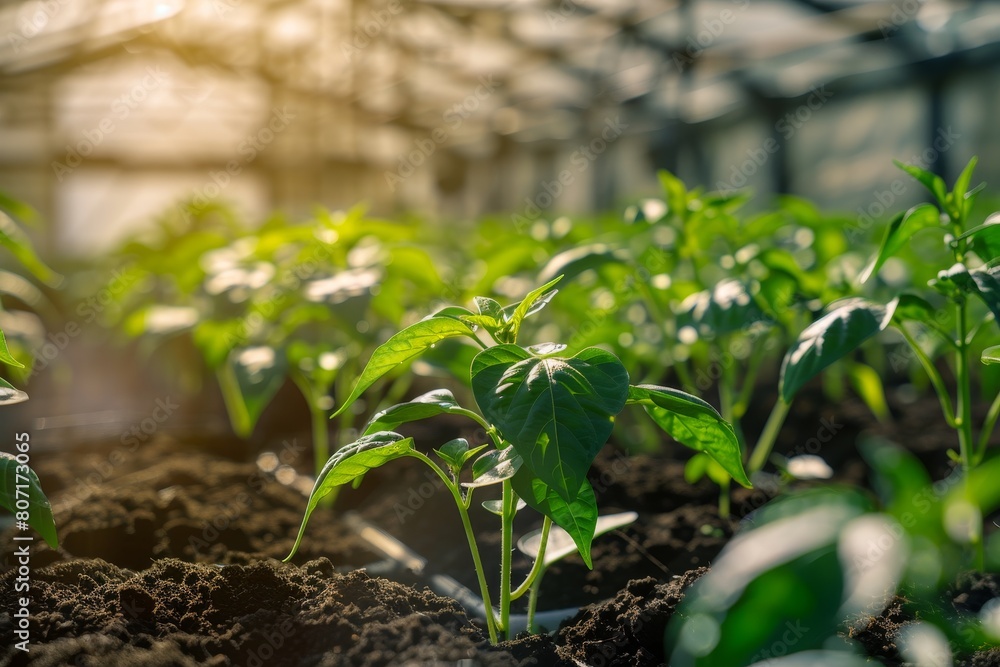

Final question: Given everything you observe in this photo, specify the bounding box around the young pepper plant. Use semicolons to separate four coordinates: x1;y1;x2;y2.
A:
285;276;748;643
856;156;999;568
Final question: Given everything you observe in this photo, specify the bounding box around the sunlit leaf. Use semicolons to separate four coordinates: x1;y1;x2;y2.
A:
781;299;895;402
511;468;598;568
471;345;629;502
0;453;58;548
333;316;478;418
285;432;413;560
860;204;941;284
627;385;749;488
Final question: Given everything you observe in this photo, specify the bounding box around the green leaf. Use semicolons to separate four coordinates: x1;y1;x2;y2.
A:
0;212;62;287
891;293;937;324
0;452;58;548
471;345;629;502
434;438;488;469
667;494;881;667
219;346;287;438
362;389;461;435
951;155;978;219
780;298;895;402
463;445;522;488
511;467;598;568
676;280;771;339
940;264;1000;322
846;362;890;423
285;432;413;560
895;159;948;207
860;204;941;284
658;170;688;221
0;377;28;406
497;275;563;342
474;296;504;320
627;385;749;488
0;330;24;369
332;316;478;418
967;265;1000;323
969;213;1000;262
983;345;1000;365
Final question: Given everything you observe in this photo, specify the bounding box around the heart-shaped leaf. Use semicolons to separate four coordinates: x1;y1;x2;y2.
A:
511;467;598;568
627;385;749;488
0;453;58;548
363;389;462;435
285;431;413;560
471;345;629;502
333;316;478;418
781;299;895;402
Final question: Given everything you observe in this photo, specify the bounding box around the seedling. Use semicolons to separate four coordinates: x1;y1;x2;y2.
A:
0;193;59;547
286;276;748;643
854;156;999;567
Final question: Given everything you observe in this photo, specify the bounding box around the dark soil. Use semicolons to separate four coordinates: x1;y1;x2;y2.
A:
1;389;998;665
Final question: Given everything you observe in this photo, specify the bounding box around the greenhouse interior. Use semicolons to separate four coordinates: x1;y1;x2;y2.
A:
1;0;999;664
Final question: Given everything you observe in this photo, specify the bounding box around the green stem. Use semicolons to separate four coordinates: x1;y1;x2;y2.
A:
897;324;957;428
500;479;515;641
955;300;974;473
526;573;542;635
977;389;1000;465
409;450;499;643
734;330;772;419
954;299;984;567
718;481;730;519
747;397;791;473
511;516;552;600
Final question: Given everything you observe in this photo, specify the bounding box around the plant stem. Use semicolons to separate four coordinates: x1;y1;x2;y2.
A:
896;324;958;428
409;450;499;643
955;299;975;473
526;575;542;635
747;397;791;473
954;298;984;566
310;399;329;474
511;517;551;600
500;479;515;641
977;389;1000;465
